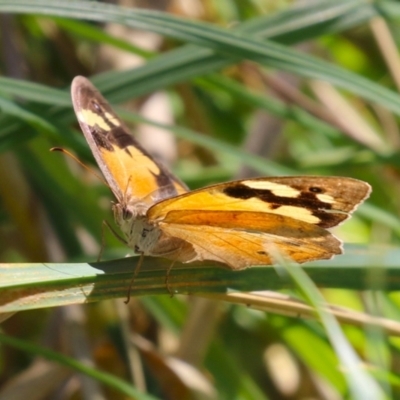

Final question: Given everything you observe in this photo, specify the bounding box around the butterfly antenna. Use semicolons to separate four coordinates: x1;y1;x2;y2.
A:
50;147;108;187
125;252;144;304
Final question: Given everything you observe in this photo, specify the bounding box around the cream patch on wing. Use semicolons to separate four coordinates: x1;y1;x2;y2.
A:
77;109;110;130
104;112;121;126
267;205;320;224
242;180;300;198
316;193;335;204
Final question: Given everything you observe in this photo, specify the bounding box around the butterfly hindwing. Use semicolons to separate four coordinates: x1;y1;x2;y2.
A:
158;210;342;268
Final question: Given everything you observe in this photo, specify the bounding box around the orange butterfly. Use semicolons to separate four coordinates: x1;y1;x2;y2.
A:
71;76;371;272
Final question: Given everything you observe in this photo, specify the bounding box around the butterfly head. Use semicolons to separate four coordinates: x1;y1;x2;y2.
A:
112;196;147;230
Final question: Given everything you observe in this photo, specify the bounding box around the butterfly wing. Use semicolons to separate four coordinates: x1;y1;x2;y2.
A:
71;76;187;206
148;176;371;228
157;210;342;269
147;177;370;268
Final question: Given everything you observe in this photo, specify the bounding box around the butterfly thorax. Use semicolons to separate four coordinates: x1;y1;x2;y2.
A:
113;200;198;262
113;202;161;254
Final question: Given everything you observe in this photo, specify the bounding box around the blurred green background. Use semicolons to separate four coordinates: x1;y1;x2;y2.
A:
1;0;400;399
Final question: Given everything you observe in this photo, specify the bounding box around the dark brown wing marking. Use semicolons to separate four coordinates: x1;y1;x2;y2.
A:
223;183;336;226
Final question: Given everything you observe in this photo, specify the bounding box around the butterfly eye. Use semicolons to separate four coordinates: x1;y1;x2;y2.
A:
122;208;133;220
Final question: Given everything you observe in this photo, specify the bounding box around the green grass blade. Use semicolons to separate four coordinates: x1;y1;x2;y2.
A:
1;246;400;313
0;0;399;118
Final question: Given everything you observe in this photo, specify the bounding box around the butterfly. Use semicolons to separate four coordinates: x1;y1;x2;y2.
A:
71;76;371;272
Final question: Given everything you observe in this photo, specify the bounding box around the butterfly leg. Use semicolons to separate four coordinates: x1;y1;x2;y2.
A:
165;260;177;297
124;252;145;304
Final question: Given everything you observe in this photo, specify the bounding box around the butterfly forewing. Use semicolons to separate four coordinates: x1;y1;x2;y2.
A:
148;176;371;228
71;76;187;206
